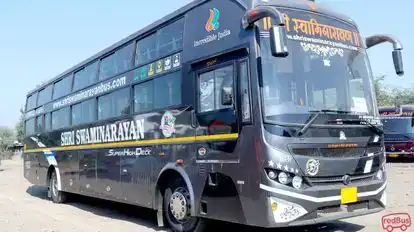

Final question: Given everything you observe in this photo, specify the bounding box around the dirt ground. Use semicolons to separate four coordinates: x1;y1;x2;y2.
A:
0;156;412;232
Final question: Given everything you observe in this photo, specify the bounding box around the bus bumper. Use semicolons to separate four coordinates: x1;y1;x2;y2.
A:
258;181;387;228
386;151;414;158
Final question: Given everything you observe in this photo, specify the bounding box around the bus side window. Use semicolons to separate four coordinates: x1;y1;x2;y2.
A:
198;65;234;113
239;60;251;123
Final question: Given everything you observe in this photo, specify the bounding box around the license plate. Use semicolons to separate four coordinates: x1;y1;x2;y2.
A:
341;187;357;204
388;153;398;158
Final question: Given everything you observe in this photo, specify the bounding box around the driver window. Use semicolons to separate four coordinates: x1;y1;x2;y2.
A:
198;65;234;113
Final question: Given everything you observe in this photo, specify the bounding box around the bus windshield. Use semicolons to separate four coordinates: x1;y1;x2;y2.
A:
382;117;414;134
259;8;376;124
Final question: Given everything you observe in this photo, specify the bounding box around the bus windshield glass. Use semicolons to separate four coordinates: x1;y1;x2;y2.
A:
259;8;376;124
382;117;414;134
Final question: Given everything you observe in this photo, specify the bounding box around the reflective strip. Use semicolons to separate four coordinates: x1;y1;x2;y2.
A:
259;182;387;203
195;160;239;164
24;133;239;153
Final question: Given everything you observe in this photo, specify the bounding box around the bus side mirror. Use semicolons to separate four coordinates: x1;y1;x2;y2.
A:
269;25;289;57
221;87;233;106
392;49;404;76
365;35;404;76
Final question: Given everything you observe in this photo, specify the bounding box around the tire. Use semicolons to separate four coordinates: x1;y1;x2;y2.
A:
49;170;67;203
163;178;206;232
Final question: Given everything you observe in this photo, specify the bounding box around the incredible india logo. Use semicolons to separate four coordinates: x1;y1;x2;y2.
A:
205;8;220;32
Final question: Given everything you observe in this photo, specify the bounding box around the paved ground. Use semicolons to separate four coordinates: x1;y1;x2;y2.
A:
0;156;412;232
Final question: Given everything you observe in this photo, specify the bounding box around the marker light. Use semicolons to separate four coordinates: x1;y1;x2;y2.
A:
373;135;380;143
292;176;303;189
268;171;277;180
376;169;383;180
278;172;289;184
250;10;258;17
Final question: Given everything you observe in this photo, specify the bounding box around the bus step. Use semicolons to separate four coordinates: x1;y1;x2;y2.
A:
208;173;218;187
200;200;208;215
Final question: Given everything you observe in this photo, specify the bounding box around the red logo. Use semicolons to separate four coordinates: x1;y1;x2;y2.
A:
382;213;411;231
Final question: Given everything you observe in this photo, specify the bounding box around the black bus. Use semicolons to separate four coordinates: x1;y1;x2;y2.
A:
23;0;405;231
379;105;414;158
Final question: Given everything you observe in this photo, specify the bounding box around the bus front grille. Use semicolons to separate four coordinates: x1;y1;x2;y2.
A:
306;173;375;185
290;146;382;158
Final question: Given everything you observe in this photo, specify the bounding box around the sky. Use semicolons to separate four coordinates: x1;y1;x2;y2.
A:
0;0;411;128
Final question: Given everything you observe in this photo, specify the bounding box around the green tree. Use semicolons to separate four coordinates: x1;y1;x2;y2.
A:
15;107;25;143
374;75;393;107
0;126;15;152
374;75;414;107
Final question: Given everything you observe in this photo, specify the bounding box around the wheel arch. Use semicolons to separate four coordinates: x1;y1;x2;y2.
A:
154;163;196;216
46;165;62;191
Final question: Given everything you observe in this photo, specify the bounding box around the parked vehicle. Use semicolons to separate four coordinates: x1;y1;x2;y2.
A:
379;105;414;158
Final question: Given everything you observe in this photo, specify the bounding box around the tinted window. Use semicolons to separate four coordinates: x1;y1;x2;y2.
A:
135;33;157;66
199;65;234;112
134;81;154;113
53;75;73;100
45;113;51;131
26;93;38;111
25;118;35;136
52;107;70;130
72;99;96;126
154;71;181;109
99;42;134;80
240;61;251;122
73;61;98;91
37;85;53;106
98;88;130;120
36;115;43;133
156;18;184;58
135;18;184;66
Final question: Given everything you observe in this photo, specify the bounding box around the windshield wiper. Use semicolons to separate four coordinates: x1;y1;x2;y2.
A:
330;118;383;135
296;109;351;137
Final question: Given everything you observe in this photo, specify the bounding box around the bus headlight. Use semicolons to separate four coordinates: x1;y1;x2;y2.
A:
278;172;290;184
292;176;303;189
268;171;277;180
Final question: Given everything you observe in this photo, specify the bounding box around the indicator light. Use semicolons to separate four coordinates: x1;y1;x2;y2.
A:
271;202;278;212
292;176;303;189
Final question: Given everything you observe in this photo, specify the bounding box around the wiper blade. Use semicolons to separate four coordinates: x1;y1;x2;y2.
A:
309;109;352;114
330;118;383;135
296;109;350;137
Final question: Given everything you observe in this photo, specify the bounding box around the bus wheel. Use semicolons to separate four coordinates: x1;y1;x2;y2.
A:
163;178;206;232
49;170;67;203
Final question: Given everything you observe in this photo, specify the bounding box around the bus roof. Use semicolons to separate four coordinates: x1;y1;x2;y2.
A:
379;104;414;112
26;0;357;97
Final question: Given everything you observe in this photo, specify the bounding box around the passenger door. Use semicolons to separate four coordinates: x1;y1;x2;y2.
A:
194;56;245;163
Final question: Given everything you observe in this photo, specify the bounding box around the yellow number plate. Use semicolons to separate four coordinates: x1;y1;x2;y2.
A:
341;187;357;204
388;153;398;158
